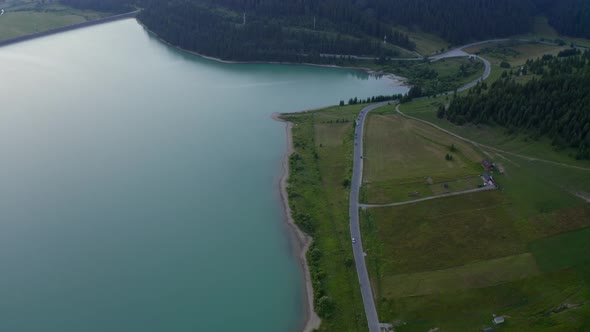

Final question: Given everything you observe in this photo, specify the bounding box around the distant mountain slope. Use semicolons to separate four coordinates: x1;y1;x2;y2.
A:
58;0;589;62
134;0;537;62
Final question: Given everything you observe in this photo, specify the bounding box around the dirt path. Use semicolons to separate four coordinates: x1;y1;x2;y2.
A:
360;186;495;209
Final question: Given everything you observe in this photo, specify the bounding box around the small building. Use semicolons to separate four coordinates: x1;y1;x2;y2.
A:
481;159;495;171
482;172;495;187
483;328;495;332
493;316;505;325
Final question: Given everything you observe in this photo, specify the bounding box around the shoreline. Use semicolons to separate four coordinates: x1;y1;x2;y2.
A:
137;21;409;83
0;11;408;84
272;112;322;332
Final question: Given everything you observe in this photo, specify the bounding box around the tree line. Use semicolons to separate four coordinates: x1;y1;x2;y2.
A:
443;51;590;159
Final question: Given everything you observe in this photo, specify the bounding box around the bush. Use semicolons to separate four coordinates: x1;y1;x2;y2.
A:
317;296;335;318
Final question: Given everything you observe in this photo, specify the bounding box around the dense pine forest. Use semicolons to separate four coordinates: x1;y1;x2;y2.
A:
135;0;417;62
443;51;590;159
534;0;590;39
58;0;589;62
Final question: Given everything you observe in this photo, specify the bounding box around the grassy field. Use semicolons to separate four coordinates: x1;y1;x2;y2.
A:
376;266;590;332
464;40;569;67
282;104;369;332
0;0;37;9
359;104;590;330
530;227;590;272
392;26;450;57
0;4;109;41
362;109;484;204
378;253;540;298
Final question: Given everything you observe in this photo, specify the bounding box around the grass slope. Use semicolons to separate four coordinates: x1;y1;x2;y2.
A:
0;4;109;41
392;26;449;57
464;40;569;67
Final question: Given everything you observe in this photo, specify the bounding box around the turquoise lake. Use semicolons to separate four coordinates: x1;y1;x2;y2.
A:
0;19;408;332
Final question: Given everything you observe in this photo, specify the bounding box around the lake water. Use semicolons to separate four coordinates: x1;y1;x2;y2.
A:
0;19;407;332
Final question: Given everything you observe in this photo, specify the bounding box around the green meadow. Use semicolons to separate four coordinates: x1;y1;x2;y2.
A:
362;109;484;204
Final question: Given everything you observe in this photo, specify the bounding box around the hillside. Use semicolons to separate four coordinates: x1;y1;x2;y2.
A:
58;0;590;63
444;50;590;160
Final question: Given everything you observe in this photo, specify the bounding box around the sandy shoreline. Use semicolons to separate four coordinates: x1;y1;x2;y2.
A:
272;112;321;332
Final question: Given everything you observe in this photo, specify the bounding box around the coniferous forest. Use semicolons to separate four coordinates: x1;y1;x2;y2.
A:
444;51;590;159
59;0;590;62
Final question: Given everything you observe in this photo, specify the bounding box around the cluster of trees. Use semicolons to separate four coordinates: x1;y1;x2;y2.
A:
344;93;403;106
444;51;590;159
308;243;335;318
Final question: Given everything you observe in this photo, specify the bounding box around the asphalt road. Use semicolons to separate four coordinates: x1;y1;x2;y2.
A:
350;101;391;332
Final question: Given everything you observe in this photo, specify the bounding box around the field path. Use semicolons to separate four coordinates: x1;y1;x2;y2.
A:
360;186;495;209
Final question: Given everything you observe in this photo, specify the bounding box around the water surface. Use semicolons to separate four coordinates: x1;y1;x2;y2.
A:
0;19;408;332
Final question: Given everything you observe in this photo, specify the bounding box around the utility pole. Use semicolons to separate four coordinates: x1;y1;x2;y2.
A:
313;16;316;30
243;12;246;25
384;34;387;44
